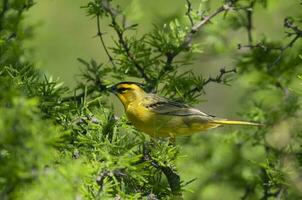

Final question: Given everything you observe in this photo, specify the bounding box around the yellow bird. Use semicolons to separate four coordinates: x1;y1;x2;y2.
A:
111;82;261;138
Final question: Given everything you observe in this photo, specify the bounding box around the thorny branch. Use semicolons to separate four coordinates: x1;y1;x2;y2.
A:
238;17;302;67
99;0;151;82
270;35;300;67
270;18;302;67
96;14;116;68
185;0;194;26
284;17;302;36
158;1;234;83
95;143;181;198
203;68;237;86
246;1;255;45
181;3;233;50
238;42;271;51
142;144;182;198
188;68;237;96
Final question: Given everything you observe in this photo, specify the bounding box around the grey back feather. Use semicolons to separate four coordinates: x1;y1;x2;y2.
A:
143;94;212;117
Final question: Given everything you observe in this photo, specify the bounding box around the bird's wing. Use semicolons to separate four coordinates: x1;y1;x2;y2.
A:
143;94;213;117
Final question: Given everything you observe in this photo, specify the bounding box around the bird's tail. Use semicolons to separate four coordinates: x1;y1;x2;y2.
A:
211;119;263;126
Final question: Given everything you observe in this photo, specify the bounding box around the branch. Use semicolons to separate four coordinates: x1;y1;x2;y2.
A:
203;68;237;85
238;42;269;51
181;3;232;50
156;53;176;84
185;0;194;26
96;14;116;68
188;68;237;95
239;18;302;68
269;18;302;67
238;42;283;52
270;34;300;67
99;0;151;82
157;1;233;84
245;1;255;45
142;144;182;198
284;17;302;36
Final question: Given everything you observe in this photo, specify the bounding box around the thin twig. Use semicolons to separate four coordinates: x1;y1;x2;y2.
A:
270;34;300;67
96;14;116;68
185;0;194;26
142;143;182;198
156;53;175;84
181;3;232;49
188;68;237;95
238;43;268;51
284;18;302;36
239;18;302;68
238;42;283;52
269;18;302;67
157;1;233;84
203;68;237;85
99;0;151;82
246;1;255;45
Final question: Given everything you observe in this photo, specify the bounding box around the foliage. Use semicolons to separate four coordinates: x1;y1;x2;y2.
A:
1;0;302;200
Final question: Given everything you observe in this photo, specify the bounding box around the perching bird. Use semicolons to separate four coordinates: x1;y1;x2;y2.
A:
110;82;261;138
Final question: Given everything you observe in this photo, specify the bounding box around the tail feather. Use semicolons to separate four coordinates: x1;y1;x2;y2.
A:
212;119;263;126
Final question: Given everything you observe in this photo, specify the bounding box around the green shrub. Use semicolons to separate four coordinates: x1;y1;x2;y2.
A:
1;0;302;199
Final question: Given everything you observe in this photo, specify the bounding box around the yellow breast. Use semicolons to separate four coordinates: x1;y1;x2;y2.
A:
126;102;154;131
125;102;212;137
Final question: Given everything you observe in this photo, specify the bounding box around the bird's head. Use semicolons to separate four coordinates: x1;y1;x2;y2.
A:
110;82;146;107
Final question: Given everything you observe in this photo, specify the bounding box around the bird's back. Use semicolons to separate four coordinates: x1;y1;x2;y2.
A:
126;94;219;137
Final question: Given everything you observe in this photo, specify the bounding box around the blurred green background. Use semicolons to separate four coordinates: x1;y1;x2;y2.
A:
23;1;301;199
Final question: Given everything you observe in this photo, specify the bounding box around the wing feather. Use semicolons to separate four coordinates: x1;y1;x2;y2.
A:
143;94;212;117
